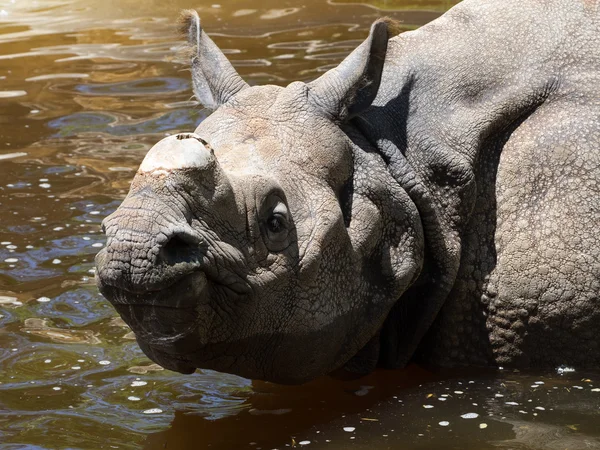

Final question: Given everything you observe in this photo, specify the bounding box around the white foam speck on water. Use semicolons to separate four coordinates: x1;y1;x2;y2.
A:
534;381;544;385
98;360;110;365
494;394;504;398
53;386;61;391
343;427;355;432
6;245;16;249
71;366;81;370
131;381;147;387
39;183;51;189
0;296;18;304
92;243;103;248
479;423;488;429
519;410;527;414
44;359;51;363
591;388;600;392
438;398;447;401
573;386;584;389
534;406;545;411
53;227;63;231
37;297;51;303
505;402;519;406
143;408;163;414
52;259;61;264
460;413;479;419
439;421;450;427
423;405;434;409
128;396;141;401
1;241;10;245
557;366;575;375
4;258;18;263
83;237;91;241
299;441;310;446
90;211;100;215
454;391;464;395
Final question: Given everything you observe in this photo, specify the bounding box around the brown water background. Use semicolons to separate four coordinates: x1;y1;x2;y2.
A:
0;0;599;448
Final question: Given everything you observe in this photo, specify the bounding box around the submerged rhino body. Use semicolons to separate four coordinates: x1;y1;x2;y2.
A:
95;0;600;383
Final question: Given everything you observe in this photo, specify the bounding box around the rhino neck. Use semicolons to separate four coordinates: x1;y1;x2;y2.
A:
351;3;562;366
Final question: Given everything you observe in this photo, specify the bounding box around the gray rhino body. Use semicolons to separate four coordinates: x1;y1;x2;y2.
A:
95;0;600;383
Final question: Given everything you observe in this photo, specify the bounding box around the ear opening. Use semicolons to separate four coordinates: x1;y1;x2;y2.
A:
308;18;398;121
179;10;249;110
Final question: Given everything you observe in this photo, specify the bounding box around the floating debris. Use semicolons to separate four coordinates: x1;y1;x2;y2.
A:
343;427;355;432
460;413;479;419
299;441;310;446
479;423;488;429
127;364;163;375
0;152;27;160
423;405;434;409
439;421;450;427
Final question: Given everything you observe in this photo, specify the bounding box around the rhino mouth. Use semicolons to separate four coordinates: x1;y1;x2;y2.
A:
99;271;208;374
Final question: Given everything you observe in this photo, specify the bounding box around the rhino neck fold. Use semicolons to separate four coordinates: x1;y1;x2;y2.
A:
348;1;565;366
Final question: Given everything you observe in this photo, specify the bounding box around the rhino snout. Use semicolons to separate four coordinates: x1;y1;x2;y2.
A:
96;217;205;297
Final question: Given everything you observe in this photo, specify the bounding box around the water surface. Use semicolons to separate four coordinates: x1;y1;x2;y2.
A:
1;0;599;448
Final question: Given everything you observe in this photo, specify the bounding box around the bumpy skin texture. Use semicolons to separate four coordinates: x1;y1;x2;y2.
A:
96;0;600;383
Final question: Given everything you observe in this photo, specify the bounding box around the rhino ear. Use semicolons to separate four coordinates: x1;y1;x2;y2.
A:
180;10;249;110
308;19;392;121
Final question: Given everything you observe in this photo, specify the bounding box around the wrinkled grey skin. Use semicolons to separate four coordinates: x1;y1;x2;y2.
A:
96;0;600;384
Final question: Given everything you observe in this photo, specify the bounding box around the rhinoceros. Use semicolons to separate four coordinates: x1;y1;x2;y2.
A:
95;0;600;383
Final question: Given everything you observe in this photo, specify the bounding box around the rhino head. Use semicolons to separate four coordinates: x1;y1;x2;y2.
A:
95;11;423;384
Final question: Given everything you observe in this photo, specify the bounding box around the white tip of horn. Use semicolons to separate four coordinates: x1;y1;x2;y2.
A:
139;133;213;174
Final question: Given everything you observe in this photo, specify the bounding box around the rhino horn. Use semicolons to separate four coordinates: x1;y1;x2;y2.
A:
180;10;249;110
139;133;218;175
308;19;392;121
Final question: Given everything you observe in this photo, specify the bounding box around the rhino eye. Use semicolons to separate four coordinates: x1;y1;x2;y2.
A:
267;214;285;234
263;201;290;249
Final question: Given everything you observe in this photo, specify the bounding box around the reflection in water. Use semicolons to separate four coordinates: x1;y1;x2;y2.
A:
0;0;599;449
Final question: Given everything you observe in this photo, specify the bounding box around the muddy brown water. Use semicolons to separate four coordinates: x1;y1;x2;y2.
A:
0;0;599;449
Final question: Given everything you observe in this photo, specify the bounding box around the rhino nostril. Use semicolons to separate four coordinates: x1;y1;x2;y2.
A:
160;233;201;265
